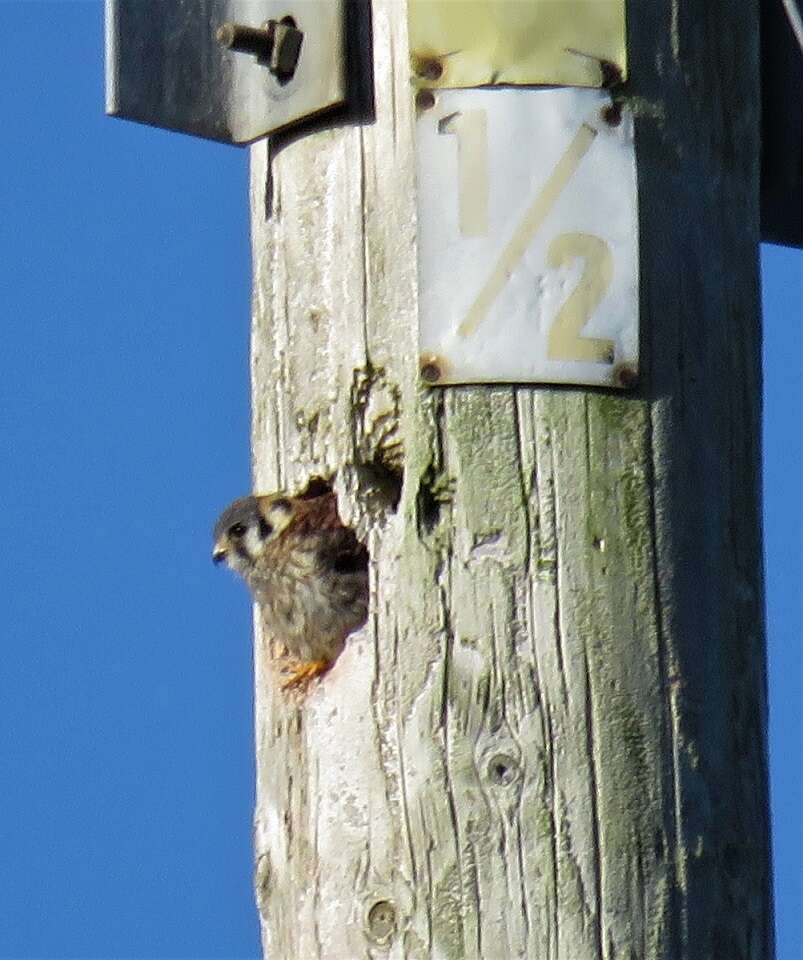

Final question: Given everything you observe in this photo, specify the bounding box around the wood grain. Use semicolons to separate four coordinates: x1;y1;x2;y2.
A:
248;1;772;956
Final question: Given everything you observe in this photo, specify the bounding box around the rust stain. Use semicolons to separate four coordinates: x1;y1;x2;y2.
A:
613;363;639;389
420;354;446;384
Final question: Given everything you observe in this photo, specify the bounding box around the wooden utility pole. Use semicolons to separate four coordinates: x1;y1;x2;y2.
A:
248;1;772;957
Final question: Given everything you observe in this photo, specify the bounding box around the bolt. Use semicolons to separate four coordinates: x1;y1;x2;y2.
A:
599;59;623;88
565;49;622;88
414;56;443;81
613;363;639;389
420;358;442;383
601;102;622;127
216;22;273;60
216;18;303;82
416;89;437;112
271;18;303;82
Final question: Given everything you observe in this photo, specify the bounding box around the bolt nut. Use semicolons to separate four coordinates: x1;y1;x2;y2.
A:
271;19;303;82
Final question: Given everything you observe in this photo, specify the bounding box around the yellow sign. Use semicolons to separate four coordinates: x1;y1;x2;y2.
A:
408;1;626;89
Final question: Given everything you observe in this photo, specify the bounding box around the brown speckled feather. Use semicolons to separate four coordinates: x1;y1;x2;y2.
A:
285;494;369;576
213;490;369;672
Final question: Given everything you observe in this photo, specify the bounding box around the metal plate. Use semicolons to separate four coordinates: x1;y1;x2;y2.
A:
106;0;347;144
416;87;639;388
760;0;803;247
408;0;626;89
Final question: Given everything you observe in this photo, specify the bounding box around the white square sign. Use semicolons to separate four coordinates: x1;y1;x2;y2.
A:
416;87;639;387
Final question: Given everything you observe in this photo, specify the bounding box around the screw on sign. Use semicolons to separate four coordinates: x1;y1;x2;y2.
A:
416;89;437;112
414;55;444;81
420;355;444;383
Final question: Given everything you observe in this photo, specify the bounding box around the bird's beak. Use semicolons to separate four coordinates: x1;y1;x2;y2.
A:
212;544;227;565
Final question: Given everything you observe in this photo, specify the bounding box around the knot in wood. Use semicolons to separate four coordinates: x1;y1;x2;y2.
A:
366;899;397;944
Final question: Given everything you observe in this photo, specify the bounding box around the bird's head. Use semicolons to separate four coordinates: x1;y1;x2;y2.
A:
212;494;295;576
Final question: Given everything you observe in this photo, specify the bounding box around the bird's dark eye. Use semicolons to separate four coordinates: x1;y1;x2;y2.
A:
258;518;274;539
229;522;247;538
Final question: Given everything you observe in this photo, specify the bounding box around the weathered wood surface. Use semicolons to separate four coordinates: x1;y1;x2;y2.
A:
248;1;772;957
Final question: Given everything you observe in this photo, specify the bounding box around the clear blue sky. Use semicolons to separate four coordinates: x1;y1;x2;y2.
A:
0;3;800;958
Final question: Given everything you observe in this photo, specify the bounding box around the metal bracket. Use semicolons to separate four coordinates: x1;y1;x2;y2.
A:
105;0;348;145
761;0;803;247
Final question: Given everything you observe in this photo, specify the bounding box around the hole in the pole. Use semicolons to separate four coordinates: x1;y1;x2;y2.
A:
297;475;333;500
355;458;403;513
366;899;397;944
417;483;440;532
278;477;370;686
487;753;519;786
415;464;451;535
